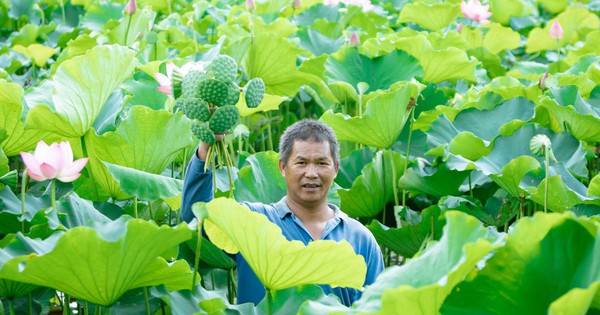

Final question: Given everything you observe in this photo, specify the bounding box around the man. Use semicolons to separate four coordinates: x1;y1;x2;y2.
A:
181;119;384;306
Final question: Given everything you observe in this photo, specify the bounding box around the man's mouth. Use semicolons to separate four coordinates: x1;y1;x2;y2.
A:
302;183;321;188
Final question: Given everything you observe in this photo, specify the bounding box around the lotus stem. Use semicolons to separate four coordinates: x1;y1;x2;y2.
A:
468;173;473;198
402;106;416;207
430;213;434;241
28;292;32;315
21;169;28;233
389;150;399;207
544;148;550;213
210;269;215;290
8;299;14;315
59;0;66;24
51;179;57;211
124;14;133;46
84;302;89;315
63;294;70;315
143;287;150;315
266;112;273;151
192;223;203;290
266;288;273;315
133;196;138;219
556;40;561;72
147;201;154;221
104;305;111;315
181;148;188;180
0;299;4;315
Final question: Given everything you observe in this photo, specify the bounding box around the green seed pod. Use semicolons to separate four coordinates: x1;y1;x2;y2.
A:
181;70;206;99
191;120;215;145
244;78;265;108
207;55;238;83
224;82;241;106
209;105;240;133
530;134;552;156
178;97;211;122
198;79;230;107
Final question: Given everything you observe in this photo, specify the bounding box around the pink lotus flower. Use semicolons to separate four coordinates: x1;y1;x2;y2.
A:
539;72;549;90
154;61;206;95
124;0;137;15
246;0;256;11
20;141;88;183
349;32;360;47
549;20;563;39
293;0;301;9
461;0;492;24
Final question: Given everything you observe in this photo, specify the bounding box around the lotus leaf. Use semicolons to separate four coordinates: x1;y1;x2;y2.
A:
76;106;192;201
236;94;286;117
0;80;58;156
107;8;156;46
233;151;287;204
490;0;536;25
0;218;194;306
398;2;459;31
442;212;600;314
338;150;406;218
104;162;183;202
400;163;470;197
204;198;366;290
324;48;423;94
535;94;600;143
12;44;57;67
335;148;376;189
321;83;422;148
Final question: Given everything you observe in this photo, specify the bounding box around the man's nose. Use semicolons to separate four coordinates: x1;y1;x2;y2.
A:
304;164;318;178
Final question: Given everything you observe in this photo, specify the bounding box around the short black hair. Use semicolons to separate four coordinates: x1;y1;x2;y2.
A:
278;119;340;167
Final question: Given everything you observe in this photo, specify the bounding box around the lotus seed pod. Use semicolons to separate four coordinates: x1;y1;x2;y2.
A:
224;82;241;106
209;105;240;133
198;79;230;107
178;98;211;122
181;70;206;99
244;78;265;108
191;120;215;145
207;55;238;83
530;134;552;156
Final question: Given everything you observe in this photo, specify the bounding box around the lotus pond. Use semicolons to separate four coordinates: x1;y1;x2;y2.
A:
0;0;599;314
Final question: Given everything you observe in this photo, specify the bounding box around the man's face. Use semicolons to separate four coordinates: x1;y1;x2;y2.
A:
279;140;339;208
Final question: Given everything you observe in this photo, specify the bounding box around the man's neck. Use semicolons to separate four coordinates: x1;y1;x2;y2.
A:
285;197;333;224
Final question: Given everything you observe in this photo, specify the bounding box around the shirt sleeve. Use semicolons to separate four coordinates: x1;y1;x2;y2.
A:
364;235;385;286
180;149;214;223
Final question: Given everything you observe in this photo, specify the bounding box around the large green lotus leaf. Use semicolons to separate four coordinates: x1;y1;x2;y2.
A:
104;162;183;202
242;32;313;97
324;48;423;94
25;45;138;138
0;278;37;299
56;192;112;229
526;8;600;53
297;28;343;57
77;106;192;201
398;2;459;31
564;31;600;65
539;0;568;14
338;150;406;218
549;282;600;314
107;9;156;46
233;151;287;204
535;96;600;143
256;285;342;315
335;147;376;189
489;155;540;198
399;163;470;197
236;93;287;117
426;97;535;162
473;76;543;103
490;0;536;25
0;80;58;156
392;34;478;83
367;206;442;258
321;83;422;148
523;163;600;212
473;123;587;177
442;212;600;314
204;198;366;290
589;175;600;197
0;218;194;306
460;23;520;55
506;61;548;81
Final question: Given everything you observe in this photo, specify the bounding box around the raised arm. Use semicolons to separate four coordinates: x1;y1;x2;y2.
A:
180;142;213;222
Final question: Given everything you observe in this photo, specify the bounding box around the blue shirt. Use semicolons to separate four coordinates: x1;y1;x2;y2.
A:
181;154;384;306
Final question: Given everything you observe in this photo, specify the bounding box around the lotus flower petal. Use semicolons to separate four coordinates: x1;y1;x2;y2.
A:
59;158;89;182
549;20;564;39
154;73;171;88
40;163;58;180
20;140;88;183
461;0;492;24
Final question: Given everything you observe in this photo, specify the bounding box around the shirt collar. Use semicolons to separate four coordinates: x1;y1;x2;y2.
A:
274;196;347;221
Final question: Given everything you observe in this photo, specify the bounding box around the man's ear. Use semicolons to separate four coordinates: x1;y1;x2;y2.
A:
278;159;286;177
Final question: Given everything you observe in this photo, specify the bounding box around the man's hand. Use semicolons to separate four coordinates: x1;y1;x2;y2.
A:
196;133;226;161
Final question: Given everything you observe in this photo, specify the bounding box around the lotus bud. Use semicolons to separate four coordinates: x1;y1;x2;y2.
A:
293;0;301;9
349;32;360;47
549;20;563;40
124;0;137;15
457;23;463;33
246;0;256;11
530;134;552;157
539;72;549;91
